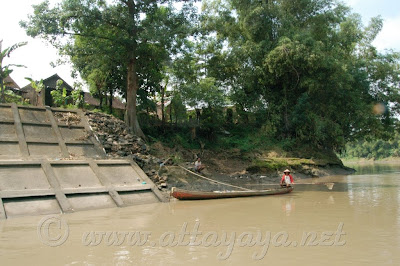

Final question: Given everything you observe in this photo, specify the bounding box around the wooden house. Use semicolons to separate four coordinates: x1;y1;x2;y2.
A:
21;74;73;106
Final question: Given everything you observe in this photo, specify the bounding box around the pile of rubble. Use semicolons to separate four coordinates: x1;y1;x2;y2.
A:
85;111;171;190
54;112;81;127
142;160;174;190
86;112;149;157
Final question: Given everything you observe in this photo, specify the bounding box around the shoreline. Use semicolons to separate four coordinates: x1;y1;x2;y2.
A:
84;111;356;192
151;162;355;194
342;158;400;164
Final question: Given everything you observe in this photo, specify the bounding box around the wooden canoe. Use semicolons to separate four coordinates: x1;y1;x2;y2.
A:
171;186;293;200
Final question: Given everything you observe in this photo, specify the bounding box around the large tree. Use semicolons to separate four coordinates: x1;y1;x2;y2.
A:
200;0;400;151
21;0;197;138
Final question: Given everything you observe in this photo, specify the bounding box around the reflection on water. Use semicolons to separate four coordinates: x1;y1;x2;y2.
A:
281;197;295;216
344;161;400;175
0;163;400;265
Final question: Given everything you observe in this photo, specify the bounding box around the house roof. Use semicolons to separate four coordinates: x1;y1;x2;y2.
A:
84;92;126;110
84;92;100;107
20;74;74;92
21;84;33;92
43;74;74;91
4;76;20;89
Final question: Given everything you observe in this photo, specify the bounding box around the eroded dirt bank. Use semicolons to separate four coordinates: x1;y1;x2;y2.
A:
86;111;355;193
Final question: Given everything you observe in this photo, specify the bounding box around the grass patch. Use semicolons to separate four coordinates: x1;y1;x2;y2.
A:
247;159;287;173
246;158;316;173
144;125;343;167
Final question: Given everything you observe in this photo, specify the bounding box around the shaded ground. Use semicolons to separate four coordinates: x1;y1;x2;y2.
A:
147;141;355;194
85;111;355;194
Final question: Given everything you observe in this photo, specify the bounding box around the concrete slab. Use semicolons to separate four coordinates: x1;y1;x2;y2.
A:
0;165;51;190
98;164;144;187
0;143;20;157
0;106;14;121
59;127;87;141
67;193;117;211
119;191;160;206
28;143;62;158
0;124;17;139
52;164;103;189
3;196;61;218
24;125;58;142
18;108;49;123
67;144;100;158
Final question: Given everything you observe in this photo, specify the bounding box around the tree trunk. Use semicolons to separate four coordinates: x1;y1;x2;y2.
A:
99;92;103;110
283;85;289;135
126;55;145;139
0;77;5;103
161;85;165;127
125;0;145;139
196;109;201;125
109;87;113;114
169;104;173;126
175;106;178;127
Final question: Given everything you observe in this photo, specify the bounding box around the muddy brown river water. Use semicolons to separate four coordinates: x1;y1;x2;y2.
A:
1;162;399;265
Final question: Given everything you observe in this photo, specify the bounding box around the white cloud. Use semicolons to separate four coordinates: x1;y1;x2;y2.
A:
2;38;76;88
1;0;78;88
373;16;400;52
2;0;399;89
343;0;361;8
341;0;400;52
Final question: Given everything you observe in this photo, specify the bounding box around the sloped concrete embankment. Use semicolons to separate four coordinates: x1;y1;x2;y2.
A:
0;104;166;219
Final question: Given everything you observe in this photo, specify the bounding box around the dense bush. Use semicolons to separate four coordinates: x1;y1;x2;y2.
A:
342;133;400;159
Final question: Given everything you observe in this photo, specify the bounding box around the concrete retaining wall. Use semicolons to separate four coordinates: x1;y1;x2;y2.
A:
0;103;166;219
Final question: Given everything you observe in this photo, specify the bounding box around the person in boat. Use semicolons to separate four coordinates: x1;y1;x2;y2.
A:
280;169;294;187
194;157;205;173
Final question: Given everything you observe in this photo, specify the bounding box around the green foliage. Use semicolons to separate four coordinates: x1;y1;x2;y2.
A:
246;159;289;173
247;157;317;173
71;88;83;108
0;41;27;103
50;79;83;108
169;93;187;124
18;0;400;158
50;79;72;107
25;78;44;92
342;133;400;160
197;0;400;152
146;126;200;150
169;32;228;111
21;0;198;137
198;107;224;140
51;87;69;107
1;89;25;104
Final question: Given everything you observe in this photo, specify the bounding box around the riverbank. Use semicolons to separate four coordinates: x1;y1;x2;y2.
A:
341;157;400;164
147;142;354;193
85;111;355;193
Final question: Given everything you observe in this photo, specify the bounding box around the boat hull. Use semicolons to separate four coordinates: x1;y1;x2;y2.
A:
171;186;293;200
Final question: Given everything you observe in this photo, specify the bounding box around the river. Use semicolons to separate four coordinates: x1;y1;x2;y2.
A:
0;162;399;265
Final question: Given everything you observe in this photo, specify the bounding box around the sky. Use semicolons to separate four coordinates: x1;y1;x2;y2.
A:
1;0;400;89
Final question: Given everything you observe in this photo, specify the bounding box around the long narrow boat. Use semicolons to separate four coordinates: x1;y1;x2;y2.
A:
171;186;293;200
